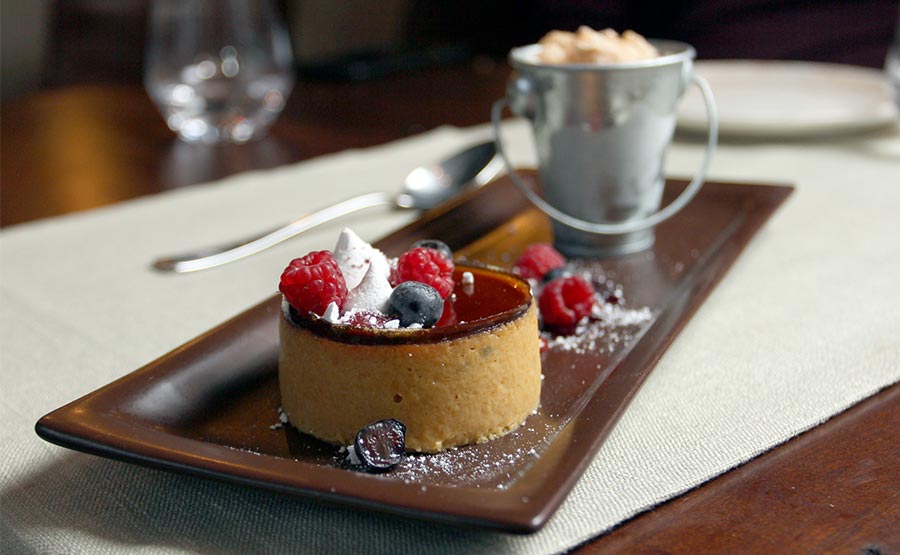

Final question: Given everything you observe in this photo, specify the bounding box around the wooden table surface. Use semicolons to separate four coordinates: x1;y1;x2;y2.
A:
2;62;898;554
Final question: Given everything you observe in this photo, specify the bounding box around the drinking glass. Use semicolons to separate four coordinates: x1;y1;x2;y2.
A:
144;0;295;144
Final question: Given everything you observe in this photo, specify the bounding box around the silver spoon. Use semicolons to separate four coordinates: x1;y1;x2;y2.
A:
152;141;500;273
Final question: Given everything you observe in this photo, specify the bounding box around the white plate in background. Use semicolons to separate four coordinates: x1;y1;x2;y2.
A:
678;60;898;137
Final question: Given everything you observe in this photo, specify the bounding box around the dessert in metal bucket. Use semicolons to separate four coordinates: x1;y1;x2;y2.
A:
492;28;719;257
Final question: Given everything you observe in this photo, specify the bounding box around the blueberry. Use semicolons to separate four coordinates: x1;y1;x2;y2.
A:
387;281;444;328
411;239;453;261
353;419;406;472
541;266;566;284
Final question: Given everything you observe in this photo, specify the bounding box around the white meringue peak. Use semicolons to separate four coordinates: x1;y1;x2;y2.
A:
344;262;393;314
321;301;341;324
333;227;389;290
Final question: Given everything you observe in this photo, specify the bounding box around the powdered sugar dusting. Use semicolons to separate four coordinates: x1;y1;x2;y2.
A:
269;408;290;430
329;418;557;489
544;303;654;355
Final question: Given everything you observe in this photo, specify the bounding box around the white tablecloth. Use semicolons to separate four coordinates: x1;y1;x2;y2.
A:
2;120;899;554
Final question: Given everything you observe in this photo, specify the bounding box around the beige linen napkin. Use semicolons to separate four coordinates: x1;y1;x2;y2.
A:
2;123;899;554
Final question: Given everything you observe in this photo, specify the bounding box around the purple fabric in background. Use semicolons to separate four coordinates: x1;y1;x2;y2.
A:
42;0;899;89
512;0;898;68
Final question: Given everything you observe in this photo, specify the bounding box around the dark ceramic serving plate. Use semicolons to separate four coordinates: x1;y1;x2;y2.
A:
36;173;792;533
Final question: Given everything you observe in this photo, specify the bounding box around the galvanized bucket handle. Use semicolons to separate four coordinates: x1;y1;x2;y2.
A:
491;74;718;235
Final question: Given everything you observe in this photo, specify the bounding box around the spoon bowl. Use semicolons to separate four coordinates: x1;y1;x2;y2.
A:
396;141;500;209
153;141;499;273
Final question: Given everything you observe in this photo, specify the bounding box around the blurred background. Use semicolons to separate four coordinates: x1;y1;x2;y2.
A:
1;0;897;228
2;0;897;101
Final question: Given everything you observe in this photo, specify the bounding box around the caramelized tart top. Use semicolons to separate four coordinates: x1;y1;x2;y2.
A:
285;264;533;345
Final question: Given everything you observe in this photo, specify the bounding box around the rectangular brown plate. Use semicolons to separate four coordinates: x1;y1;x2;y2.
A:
35;172;792;533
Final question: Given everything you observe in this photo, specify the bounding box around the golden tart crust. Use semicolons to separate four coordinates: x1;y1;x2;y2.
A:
278;265;542;453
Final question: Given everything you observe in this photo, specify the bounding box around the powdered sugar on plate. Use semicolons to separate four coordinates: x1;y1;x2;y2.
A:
540;258;655;355
327;418;557;489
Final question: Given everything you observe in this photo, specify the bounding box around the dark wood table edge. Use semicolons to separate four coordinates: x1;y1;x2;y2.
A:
571;381;900;554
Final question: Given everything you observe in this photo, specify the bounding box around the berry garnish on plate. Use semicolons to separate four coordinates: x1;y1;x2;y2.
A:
392;246;455;298
353;419;407;472
514;243;566;281
387;281;444;328
539;275;596;328
279;250;348;317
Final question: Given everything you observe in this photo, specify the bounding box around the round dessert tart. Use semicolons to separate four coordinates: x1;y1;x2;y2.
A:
279;264;541;453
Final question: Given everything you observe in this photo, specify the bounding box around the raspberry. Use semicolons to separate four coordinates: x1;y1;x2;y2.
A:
539;275;596;328
391;247;454;298
279;250;348;317
514;243;566;281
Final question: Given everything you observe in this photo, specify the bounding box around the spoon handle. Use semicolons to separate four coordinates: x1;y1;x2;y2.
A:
152;191;394;273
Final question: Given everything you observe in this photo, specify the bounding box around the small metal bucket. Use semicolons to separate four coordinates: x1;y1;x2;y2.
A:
492;40;718;257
